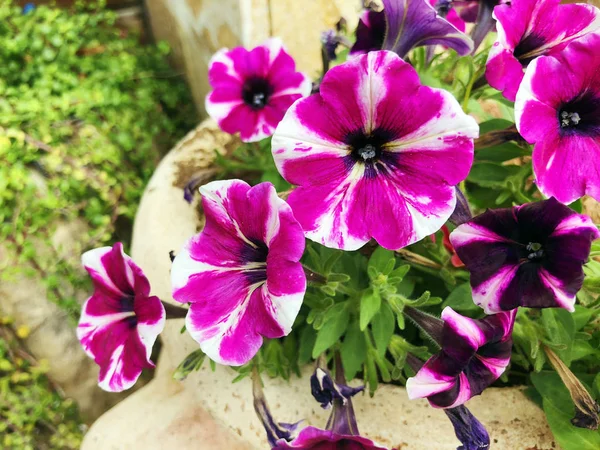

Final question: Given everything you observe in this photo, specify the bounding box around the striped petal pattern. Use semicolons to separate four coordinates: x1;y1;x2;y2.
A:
77;243;165;392
272;50;478;251
171;180;306;366
406;307;516;408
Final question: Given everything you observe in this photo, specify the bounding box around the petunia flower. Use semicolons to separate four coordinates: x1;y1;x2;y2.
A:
272;50;478;251
77;243;166;392
515;32;600;204
170;180;306;366
350;0;473;58
349;8;387;56
205;38;312;142
406;306;516;408
255;355;391;450
486;0;600;101
450;198;600;314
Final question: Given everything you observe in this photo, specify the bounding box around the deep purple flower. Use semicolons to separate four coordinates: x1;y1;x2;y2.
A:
515;32;600;204
486;0;600;101
349;9;387;56
450;198;600;313
205;38;312;142
350;0;473;58
171;180;306;366
77;243;165;392
406;307;515;408
271;50;478;251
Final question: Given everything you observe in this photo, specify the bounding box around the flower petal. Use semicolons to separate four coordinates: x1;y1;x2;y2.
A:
381;0;473;58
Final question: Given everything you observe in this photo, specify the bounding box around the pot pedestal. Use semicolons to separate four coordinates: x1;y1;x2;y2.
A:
82;120;557;449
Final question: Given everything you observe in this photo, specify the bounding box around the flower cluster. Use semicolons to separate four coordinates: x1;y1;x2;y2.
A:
74;2;600;448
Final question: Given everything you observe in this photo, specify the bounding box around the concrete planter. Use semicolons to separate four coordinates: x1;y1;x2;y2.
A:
82;120;557;449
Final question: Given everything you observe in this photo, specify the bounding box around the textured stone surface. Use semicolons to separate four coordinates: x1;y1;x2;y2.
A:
144;0;359;115
83;119;557;449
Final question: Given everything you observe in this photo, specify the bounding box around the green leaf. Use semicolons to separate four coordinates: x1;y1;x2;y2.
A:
312;302;350;358
542;309;575;364
368;246;396;276
341;321;368;380
442;283;480;312
475;142;529;163
173;349;206;381
478;118;514;134
468;162;521;188
360;288;382;331
298;325;317;365
371;303;395;357
543;399;600;450
572;305;593;331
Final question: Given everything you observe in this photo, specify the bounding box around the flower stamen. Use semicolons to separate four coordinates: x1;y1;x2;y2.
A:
560;111;581;128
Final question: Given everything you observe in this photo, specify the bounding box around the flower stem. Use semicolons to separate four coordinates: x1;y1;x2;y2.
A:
162;301;188;320
302;264;327;285
394;249;442;269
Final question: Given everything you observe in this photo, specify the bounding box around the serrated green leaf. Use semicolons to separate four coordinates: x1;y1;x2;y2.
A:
312;302;350;358
360;288;382;330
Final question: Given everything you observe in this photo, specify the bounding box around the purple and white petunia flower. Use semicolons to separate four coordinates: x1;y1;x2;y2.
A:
272;50;478;251
205;38;312;143
171;180;306;366
486;0;600;101
406;307;516;409
515;32;600;204
450;198;600;314
350;0;473;58
77;243;165;392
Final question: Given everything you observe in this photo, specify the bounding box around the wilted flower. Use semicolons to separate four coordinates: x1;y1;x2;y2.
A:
255;356;391;449
205;38;312;142
444;405;491;450
406;307;515;408
272;50;478;251
311;366;364;409
515;32;600;204
486;0;600;101
350;0;473;58
171;180;306;366
451;198;600;313
77;243;165;392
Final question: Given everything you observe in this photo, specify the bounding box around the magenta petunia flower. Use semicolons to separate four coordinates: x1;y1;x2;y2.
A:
486;0;600;101
171;180;306;366
515;32;600;204
205;38;312;143
406;307;516;408
271;50;478;251
77;243;165;392
450;198;600;314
